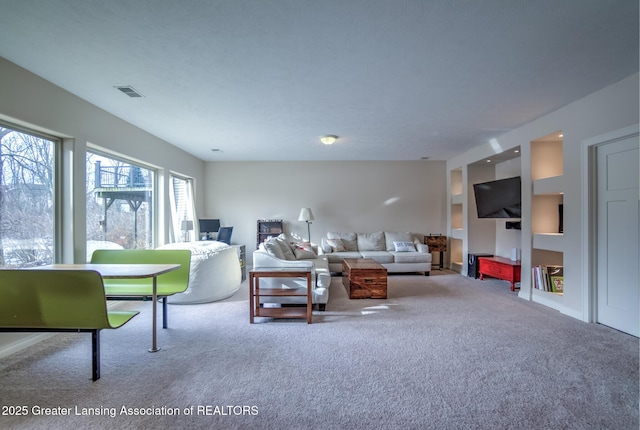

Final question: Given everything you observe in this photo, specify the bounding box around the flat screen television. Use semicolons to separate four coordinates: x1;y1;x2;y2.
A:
198;219;220;235
472;176;521;219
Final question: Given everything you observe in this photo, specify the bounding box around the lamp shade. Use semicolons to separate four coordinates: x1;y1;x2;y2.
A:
181;220;194;231
298;208;314;222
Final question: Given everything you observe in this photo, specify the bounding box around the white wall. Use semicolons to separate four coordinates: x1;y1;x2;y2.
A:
0;57;206;355
494;158;522;258
447;73;639;319
0;58;206;254
466;163;497;254
203;160;447;263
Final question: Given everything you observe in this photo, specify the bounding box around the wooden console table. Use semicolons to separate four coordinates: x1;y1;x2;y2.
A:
478;256;521;291
249;268;312;323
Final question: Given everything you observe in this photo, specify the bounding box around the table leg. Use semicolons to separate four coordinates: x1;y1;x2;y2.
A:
306;272;312;324
148;275;160;352
249;274;255;324
255;277;260;317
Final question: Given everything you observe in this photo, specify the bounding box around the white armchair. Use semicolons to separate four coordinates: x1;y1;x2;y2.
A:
253;241;330;311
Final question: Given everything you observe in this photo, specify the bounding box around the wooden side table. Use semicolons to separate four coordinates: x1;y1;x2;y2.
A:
249;268;313;324
425;235;447;270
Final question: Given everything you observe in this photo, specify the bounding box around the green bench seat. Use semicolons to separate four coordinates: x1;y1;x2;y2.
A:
90;249;191;329
0;269;139;381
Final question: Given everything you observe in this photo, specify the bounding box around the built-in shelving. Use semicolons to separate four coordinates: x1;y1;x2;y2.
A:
533;175;563;195
451;228;464;240
447;146;526;280
531;132;564;298
256;219;283;249
451;201;463;230
449;168;464;272
450;238;464;272
533;233;563;252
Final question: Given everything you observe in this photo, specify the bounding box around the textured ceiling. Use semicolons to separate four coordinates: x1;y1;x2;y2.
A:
0;0;637;161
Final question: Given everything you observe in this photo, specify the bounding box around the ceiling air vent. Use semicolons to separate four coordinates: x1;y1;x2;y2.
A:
115;86;143;98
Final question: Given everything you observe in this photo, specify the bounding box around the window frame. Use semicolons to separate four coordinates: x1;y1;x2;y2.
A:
169;173;198;243
0;120;62;267
85;146;159;250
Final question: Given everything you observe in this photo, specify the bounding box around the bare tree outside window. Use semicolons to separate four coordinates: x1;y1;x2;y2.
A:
0;126;55;268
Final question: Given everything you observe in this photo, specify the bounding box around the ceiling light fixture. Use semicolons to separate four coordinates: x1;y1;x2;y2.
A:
320;135;337;145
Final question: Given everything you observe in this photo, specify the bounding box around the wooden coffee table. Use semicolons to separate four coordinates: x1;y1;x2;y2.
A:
342;258;387;299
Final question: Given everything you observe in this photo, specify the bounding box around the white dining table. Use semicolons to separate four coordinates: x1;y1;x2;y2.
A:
33;263;180;352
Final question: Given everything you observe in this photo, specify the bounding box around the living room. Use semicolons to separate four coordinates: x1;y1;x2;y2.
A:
0;1;638;429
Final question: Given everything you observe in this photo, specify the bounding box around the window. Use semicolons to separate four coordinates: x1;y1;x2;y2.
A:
169;175;196;242
86;152;155;257
0;125;56;268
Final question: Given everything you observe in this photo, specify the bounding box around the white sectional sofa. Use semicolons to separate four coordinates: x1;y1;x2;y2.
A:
252;235;331;311
320;231;432;275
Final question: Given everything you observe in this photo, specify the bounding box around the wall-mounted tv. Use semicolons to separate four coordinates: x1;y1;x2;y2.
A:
472;176;521;219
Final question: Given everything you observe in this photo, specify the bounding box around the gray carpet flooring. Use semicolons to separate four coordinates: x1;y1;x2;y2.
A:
0;271;638;430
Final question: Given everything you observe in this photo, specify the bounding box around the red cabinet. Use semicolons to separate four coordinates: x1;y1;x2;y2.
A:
478;256;521;291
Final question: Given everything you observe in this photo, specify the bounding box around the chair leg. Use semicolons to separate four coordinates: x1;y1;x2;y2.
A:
92;329;101;381
162;297;168;329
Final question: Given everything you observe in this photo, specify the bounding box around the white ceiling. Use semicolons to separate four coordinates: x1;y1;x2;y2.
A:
0;0;637;161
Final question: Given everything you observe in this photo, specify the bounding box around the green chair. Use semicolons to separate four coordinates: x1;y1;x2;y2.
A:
0;269;139;381
90;249;191;329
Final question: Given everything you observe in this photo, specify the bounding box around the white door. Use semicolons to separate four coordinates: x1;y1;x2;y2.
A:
596;136;639;336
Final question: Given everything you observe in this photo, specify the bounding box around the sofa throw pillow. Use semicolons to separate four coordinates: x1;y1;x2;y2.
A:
327;232;358;251
325;238;347;252
292;242;316;259
385;232;415;251
263;238;286;260
393;241;416;252
357;231;385;251
275;234;296;260
320;237;333;253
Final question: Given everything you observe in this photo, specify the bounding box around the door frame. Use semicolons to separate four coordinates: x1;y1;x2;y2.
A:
581;124;639;323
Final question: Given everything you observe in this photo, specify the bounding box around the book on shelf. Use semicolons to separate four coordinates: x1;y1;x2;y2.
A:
547;265;564;293
532;265;563;293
